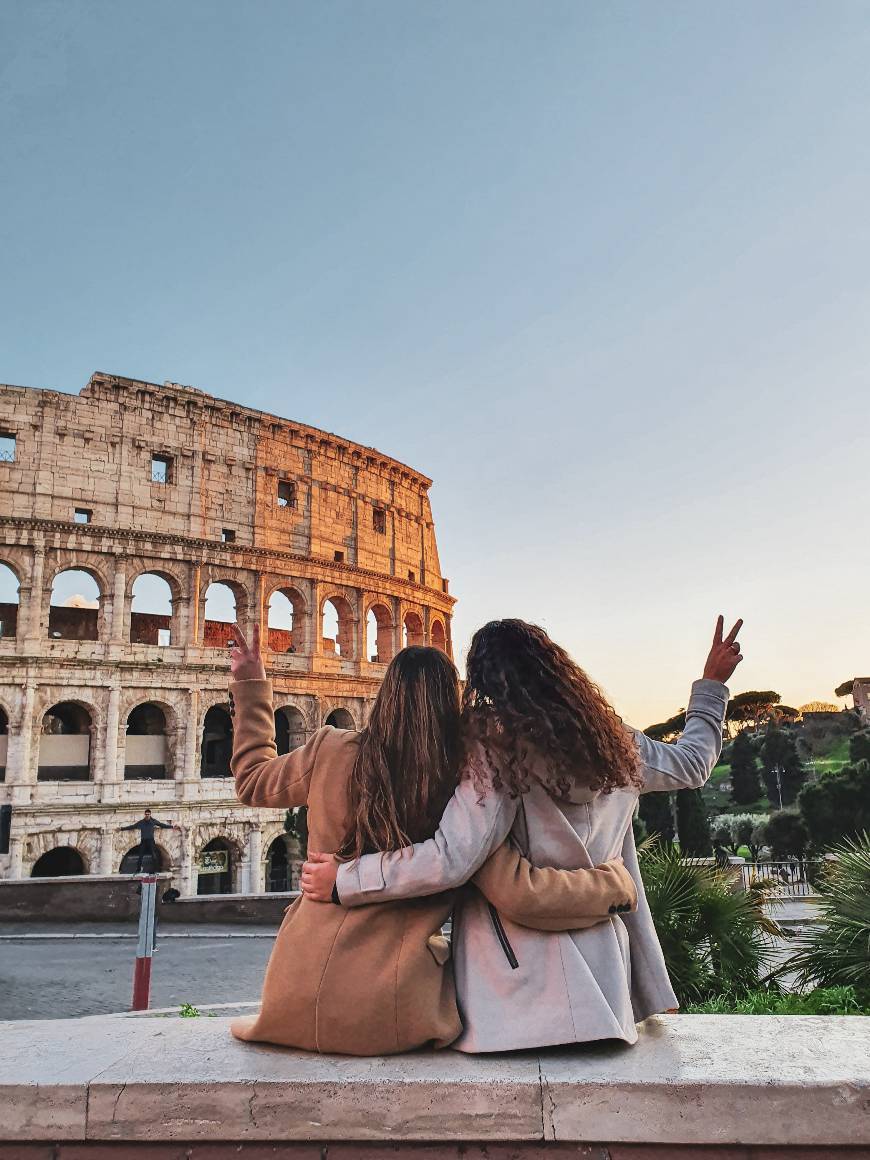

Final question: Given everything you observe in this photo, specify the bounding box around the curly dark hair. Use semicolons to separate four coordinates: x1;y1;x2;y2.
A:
461;619;642;799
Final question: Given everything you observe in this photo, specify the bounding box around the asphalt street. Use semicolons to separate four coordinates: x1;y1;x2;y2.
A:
0;923;275;1020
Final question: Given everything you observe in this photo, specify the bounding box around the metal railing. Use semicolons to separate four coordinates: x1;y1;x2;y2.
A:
739;859;824;897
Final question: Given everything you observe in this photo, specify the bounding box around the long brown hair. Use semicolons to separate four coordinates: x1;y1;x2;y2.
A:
339;646;462;860
461;619;642;799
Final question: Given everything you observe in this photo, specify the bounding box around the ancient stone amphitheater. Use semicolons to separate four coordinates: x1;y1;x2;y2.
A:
0;372;454;893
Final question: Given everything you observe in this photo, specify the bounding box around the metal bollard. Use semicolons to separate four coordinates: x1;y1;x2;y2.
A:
131;875;158;1011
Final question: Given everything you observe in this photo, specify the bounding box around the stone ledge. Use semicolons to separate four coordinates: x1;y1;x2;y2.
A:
1;1015;868;1147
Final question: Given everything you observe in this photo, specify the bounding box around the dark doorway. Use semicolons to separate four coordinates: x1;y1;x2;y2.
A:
197;837;234;894
31;847;86;877
266;837;290;892
200;706;233;777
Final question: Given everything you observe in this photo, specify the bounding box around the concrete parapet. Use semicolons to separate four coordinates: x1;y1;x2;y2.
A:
1;1013;868;1154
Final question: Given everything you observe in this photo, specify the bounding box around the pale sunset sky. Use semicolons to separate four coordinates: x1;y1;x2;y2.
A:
1;1;869;725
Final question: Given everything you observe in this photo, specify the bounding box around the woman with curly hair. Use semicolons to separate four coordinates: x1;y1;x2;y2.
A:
302;615;742;1051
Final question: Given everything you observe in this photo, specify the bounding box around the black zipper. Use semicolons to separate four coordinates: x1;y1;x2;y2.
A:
488;903;519;970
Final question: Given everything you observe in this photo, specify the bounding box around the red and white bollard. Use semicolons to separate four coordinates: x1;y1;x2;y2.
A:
131;875;158;1011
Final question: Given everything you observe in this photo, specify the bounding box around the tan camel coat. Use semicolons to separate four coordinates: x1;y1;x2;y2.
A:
228;678;637;1056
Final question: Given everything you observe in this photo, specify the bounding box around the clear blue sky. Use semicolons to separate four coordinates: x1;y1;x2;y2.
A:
2;1;868;724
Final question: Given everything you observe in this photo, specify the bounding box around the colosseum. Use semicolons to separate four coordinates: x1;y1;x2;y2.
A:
0;371;454;894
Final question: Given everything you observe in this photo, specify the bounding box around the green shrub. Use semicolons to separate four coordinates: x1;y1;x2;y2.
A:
638;838;781;1004
784;832;870;999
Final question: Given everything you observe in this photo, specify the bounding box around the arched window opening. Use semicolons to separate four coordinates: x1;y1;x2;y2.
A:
130;573;174;646
38;702;92;781
325;708;354;730
49;570;101;641
200;706;233;777
403;611;424;649
125;704;168;779
197;837;234;895
275;706;306;755
322;596;353;658
0;563;20;639
267;588;304;653
31;847;86;877
119;843;169;875
366;603;393;663
430;619;447;653
266;836;290;892
203;582;238;648
0;705;7;782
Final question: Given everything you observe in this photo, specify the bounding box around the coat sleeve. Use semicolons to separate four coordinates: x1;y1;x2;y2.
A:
230;678;330;807
472;846;638;931
636;678;729;793
336;772;518;905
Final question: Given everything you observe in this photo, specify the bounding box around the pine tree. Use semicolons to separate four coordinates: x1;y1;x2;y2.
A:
676;788;712;856
761;727;806;807
730;730;763;805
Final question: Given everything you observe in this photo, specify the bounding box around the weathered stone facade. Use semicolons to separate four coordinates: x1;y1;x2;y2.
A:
0;372;454;893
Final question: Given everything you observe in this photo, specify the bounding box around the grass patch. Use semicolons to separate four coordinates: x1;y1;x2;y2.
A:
684;986;869;1016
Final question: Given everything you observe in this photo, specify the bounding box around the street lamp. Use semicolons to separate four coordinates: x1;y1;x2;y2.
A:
772;764;784;810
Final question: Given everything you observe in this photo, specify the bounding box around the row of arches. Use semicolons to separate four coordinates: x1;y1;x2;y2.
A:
17;699;356;782
0;564;448;660
29;834;297;895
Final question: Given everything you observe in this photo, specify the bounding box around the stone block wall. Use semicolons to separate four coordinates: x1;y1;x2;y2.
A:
0;371;455;891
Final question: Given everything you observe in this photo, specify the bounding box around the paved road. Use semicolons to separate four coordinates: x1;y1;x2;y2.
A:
1;902;821;1021
0;924;275;1020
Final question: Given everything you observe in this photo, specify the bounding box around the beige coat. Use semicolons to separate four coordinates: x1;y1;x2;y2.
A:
227;678;638;1055
337;678;730;1052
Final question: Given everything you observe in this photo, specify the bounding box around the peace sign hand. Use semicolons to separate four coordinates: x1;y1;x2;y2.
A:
702;615;744;684
226;622;267;682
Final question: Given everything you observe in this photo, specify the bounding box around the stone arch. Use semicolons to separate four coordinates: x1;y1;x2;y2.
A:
200;703;233;777
38;700;95;781
321;592;355;658
324;706;356;730
129;569;181;646
266;584;308;655
265;834;292;892
48;566;104;642
194;828;244;895
201;572;252;647
275;704;307;755
0;559;21;641
403;609;424;649
118;841;172;874
430;617;447;653
31;846;87;877
365;600;394;663
124;700;176;779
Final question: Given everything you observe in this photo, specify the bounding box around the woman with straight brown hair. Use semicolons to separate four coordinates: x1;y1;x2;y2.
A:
302;616;742;1052
225;624;638;1055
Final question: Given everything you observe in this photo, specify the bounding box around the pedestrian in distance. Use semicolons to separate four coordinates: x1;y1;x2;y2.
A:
120;809;179;874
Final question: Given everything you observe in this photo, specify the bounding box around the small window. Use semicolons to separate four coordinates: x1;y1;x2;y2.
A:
277;480;297;508
157;628;171;647
74;508;92;524
373;508;386;535
408;570;416;583
221;529;236;543
0;431;15;463
151;454;172;484
334;550;345;563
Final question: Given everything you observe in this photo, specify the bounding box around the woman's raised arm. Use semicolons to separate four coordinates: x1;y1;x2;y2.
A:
637;616;741;793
